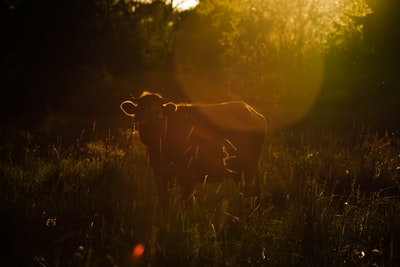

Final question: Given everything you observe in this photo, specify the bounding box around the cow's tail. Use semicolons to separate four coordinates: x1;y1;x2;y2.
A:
120;101;136;117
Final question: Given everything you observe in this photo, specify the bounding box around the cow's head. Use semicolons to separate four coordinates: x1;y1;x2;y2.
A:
120;91;177;142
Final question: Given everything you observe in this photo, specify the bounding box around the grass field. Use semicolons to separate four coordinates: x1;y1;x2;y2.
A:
1;123;399;266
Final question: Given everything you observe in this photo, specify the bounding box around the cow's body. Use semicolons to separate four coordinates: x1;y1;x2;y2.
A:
121;92;266;205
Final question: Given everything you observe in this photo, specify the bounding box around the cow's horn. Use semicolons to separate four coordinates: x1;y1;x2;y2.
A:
120;100;137;117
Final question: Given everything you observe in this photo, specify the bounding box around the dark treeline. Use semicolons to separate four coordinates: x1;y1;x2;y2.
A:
311;0;400;131
1;0;182;122
1;0;400;132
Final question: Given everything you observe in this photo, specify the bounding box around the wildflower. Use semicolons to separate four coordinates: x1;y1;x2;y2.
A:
354;248;365;259
45;218;57;227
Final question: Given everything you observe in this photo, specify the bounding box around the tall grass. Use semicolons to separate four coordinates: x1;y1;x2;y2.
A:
0;125;399;266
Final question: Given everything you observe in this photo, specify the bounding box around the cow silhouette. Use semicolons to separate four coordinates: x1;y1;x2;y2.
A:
121;91;266;206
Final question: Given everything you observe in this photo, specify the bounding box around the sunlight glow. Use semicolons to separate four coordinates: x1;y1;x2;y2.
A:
138;0;199;11
174;0;372;129
169;0;199;10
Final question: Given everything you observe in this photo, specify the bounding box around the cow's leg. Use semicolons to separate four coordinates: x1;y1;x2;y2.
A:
178;171;197;205
237;144;262;203
156;174;170;210
243;168;260;200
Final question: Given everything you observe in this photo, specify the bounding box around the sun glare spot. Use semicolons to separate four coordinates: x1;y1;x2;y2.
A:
137;0;198;11
132;244;145;260
169;0;199;10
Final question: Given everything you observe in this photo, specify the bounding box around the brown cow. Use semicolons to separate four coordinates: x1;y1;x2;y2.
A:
121;91;266;206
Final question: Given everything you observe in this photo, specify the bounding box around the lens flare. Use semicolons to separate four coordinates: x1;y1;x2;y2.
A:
132;244;145;260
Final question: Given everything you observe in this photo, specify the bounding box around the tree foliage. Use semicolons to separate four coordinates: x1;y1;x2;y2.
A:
175;0;372;127
1;0;399;129
1;0;182;118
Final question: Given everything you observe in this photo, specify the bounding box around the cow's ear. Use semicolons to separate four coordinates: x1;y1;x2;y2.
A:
163;102;177;114
120;101;137;117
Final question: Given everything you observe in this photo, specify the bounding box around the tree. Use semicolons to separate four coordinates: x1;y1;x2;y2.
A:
0;0;183;117
174;0;372;128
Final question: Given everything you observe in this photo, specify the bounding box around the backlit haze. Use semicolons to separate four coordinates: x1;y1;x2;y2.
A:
170;0;199;10
174;0;372;129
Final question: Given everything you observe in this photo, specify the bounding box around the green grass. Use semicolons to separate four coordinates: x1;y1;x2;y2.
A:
0;125;399;266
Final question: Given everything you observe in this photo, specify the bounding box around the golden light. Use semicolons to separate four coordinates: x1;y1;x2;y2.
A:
139;0;199;10
170;0;199;10
174;0;372;129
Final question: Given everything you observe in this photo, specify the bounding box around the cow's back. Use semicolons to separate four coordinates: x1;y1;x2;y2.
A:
169;102;266;186
190;101;266;134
